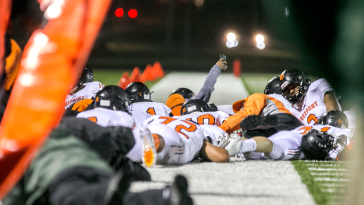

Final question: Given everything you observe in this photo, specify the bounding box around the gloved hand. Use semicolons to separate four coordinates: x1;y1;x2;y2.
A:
225;131;244;156
217;132;230;148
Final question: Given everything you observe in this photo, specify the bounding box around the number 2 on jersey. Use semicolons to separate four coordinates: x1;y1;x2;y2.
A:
159;116;197;139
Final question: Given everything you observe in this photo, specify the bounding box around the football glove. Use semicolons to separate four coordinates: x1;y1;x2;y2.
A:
217;132;230;148
225;131;244;156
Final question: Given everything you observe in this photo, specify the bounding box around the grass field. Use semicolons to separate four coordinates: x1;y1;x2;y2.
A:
93;69;349;205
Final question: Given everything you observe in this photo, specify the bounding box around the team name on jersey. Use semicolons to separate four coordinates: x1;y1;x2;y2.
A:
299;101;318;122
65;96;85;107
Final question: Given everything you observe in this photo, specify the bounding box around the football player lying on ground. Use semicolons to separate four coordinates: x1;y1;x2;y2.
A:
76;85;136;129
218;91;303;137
266;72;357;140
166;57;229;116
266;69;342;126
221;110;351;161
133;115;230;165
65;67;104;110
125;82;172;127
2;126;193;205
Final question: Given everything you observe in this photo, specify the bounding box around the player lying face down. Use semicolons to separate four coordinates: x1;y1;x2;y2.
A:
135;116;230;166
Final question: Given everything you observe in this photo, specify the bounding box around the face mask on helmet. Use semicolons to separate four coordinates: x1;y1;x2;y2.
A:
317;110;349;129
280;69;311;104
300;129;347;160
125;82;152;103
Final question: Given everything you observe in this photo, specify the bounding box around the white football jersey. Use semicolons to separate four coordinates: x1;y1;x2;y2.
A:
217;105;235;115
199;125;226;146
128;102;172;127
265;125;351;160
65;81;104;109
76;108;135;129
138;115;206;164
344;109;356;139
177;111;230;126
269;78;341;126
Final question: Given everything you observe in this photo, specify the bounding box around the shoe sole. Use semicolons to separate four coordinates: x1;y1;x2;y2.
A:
140;127;157;168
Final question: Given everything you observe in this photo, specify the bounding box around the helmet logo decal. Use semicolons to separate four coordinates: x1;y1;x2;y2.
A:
187;105;197;112
100;99;110;106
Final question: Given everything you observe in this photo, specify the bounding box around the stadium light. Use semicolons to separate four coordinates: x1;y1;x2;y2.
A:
227;33;236;41
128;9;138;18
115;8;124;17
256;42;265;50
255;34;264;44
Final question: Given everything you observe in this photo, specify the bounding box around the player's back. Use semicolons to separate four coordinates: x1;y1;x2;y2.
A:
129;101;171;126
65;81;104;109
143;115;206;163
76;107;135;129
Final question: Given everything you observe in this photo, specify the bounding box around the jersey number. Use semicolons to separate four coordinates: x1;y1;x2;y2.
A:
298;126;330;135
197;114;215;125
87;117;97;123
307;114;318;125
159;116;197;139
147;107;156;115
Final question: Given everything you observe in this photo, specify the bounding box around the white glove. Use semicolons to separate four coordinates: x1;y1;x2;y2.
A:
225;132;244;156
217;133;230;148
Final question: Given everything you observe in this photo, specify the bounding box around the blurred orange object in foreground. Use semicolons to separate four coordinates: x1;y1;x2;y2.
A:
0;0;112;199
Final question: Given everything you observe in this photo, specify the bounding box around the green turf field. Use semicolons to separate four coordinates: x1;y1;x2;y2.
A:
292;161;350;205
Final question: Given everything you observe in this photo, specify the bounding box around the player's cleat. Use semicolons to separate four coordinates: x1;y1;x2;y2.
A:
163;175;193;205
140;127;157;168
224;131;244;156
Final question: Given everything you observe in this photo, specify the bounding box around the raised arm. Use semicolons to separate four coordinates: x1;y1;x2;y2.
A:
192;58;227;102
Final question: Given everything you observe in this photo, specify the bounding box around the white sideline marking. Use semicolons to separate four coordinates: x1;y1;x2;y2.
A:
150;72;249;105
308;167;349;172
314;177;350;182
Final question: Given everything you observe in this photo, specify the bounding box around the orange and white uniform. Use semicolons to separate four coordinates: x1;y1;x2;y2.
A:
177;111;230;126
219;93;293;134
272;78;341;126
127;115;212;164
128;102;171;127
65;81;104;109
249;125;351;161
76;107;135;129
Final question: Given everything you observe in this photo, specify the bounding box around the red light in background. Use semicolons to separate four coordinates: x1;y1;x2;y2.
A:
128;9;138;18
115;8;124;17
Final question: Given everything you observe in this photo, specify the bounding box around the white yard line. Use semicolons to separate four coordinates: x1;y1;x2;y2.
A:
150;72;249;105
129;161;315;205
308;167;349;172
314;178;351;182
